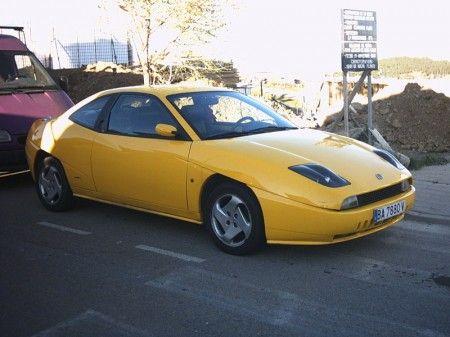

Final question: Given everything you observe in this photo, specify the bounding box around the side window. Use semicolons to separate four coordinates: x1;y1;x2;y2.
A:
70;96;110;129
14;55;35;80
108;94;178;137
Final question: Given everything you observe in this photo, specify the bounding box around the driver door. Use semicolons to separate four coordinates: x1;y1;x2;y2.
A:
91;93;192;214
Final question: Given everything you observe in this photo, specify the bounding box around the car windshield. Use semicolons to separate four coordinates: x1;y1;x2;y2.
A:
0;51;57;91
167;91;297;139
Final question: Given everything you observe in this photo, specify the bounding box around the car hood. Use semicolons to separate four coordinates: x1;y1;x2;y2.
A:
190;129;412;210
0;90;73;135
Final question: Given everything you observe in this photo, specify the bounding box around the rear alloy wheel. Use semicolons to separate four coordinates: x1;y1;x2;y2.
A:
36;157;74;211
206;183;265;255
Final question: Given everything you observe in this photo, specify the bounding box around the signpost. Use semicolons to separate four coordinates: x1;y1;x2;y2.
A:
341;9;377;143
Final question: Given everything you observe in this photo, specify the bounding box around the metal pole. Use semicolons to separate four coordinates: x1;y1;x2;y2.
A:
53;28;60;69
94;32;97;63
343;71;349;136
367;71;373;144
127;38;132;66
347;70;369;104
77;37;80;68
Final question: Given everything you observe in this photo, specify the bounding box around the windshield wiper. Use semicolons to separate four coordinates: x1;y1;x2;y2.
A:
14;85;53;90
204;131;247;140
204;126;297;140
245;125;298;134
0;86;52;94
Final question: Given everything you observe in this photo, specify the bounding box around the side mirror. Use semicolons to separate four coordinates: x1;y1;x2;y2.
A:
58;76;69;92
155;124;177;138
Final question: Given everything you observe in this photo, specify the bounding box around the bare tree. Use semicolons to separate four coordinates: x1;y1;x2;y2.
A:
118;0;231;85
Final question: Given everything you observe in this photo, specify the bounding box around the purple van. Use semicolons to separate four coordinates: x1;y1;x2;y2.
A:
0;29;73;171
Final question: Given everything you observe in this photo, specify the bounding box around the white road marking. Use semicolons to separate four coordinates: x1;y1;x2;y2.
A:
147;266;448;337
37;221;92;235
31;309;150;337
0;169;30;178
135;244;205;263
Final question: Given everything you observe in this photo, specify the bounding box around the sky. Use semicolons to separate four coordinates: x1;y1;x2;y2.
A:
1;0;449;78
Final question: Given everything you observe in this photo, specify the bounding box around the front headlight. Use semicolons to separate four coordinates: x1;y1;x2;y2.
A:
374;149;405;170
401;178;411;192
341;195;358;210
0;130;12;143
289;163;350;188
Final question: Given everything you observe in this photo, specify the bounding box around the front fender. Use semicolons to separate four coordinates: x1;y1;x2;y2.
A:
25;119;55;178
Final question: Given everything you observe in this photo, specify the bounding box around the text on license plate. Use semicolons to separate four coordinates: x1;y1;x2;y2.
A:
373;200;406;223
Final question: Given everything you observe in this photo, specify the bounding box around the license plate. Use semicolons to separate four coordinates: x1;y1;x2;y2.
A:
373;200;406;223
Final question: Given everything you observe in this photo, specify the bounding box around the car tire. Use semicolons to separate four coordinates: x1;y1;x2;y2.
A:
36;157;74;212
205;182;266;255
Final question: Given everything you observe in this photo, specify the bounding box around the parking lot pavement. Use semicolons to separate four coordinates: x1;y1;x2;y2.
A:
410;164;450;222
1;173;450;337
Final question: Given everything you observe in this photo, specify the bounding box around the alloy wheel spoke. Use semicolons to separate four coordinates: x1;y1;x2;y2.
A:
45;187;58;200
222;195;240;216
223;223;242;242
40;172;51;186
234;206;251;238
213;203;229;229
40;173;51;192
52;171;63;193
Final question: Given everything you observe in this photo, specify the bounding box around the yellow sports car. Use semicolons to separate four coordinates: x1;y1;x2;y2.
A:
26;86;415;254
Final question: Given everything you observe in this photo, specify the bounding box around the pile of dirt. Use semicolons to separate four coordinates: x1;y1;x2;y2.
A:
49;68;143;103
323;83;450;153
49;61;240;104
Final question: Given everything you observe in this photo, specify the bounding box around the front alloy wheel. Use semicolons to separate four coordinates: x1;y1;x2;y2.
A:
206;182;265;255
211;194;252;247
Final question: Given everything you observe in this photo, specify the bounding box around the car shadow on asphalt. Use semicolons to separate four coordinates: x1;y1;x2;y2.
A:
0;171;390;261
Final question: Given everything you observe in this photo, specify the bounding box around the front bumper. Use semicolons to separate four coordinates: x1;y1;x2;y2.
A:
252;186;416;245
0;149;27;171
0;133;28;171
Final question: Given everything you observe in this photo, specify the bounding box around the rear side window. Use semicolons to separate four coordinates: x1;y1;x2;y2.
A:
70;96;110;129
108;94;178;137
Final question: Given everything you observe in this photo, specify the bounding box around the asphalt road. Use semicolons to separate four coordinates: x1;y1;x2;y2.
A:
1;173;450;337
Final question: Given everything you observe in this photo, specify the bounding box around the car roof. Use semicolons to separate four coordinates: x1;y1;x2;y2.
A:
0;34;28;51
96;85;233;98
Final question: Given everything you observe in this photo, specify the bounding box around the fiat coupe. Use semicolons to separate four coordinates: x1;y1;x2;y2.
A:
25;86;415;254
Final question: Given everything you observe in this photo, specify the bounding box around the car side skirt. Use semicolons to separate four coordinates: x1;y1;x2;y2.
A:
73;193;202;225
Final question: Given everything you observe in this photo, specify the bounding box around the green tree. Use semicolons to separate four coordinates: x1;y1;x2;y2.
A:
118;0;231;85
376;57;450;78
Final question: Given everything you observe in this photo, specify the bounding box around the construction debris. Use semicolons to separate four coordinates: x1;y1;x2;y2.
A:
84;61;135;73
324;82;450;153
370;128;410;167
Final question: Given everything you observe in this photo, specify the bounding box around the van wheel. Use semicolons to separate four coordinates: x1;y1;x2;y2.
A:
205;182;266;255
36;157;74;211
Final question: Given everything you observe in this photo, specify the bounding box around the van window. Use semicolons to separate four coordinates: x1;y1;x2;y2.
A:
0;51;56;91
70;96;110;130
